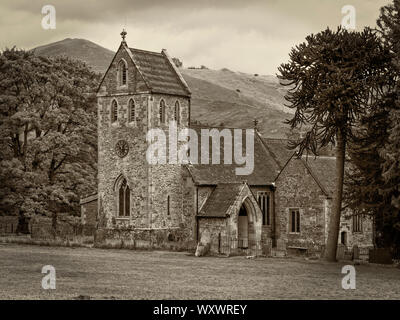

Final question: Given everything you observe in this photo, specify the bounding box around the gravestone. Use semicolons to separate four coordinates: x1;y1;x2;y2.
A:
195;230;211;257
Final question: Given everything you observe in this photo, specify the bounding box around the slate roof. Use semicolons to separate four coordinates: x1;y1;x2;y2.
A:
261;138;295;169
301;156;336;196
129;48;190;97
198;183;243;217
185;125;281;185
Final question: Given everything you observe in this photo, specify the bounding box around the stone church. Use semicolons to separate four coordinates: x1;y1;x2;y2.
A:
81;32;373;256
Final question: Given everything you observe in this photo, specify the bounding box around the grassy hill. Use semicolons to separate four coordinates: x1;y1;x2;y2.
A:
32;38;293;138
32;38;115;74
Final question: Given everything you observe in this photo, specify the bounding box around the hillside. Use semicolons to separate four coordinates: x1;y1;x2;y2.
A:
32;38;115;74
32;38;293;138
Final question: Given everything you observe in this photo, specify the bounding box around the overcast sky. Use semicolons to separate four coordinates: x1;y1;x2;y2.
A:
0;0;392;75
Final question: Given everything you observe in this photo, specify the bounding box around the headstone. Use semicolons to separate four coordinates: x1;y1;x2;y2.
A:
195;229;211;257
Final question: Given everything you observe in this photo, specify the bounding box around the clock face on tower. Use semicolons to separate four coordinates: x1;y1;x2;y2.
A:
115;140;129;158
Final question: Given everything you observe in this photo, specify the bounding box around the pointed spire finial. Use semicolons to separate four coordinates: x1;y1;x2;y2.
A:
120;28;127;44
253;118;259;130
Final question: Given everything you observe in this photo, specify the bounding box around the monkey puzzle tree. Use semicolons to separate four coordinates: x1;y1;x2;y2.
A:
278;27;391;261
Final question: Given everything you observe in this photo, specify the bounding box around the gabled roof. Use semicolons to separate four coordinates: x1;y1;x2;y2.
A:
301;156;336;196
197;183;246;218
261;138;295;170
128;47;190;97
185;125;281;185
198;183;244;217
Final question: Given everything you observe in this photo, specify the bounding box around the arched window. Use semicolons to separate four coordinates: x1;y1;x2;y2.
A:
117;178;130;217
111;100;118;123
159;99;165;124
174;101;180;125
118;60;127;86
129;99;135;122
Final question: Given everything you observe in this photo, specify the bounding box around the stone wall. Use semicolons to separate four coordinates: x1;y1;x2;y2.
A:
182;169;198;240
100;226;196;251
275;158;374;254
275;158;329;251
340;209;374;249
97;44;195;245
198;218;227;253
146;94;190;230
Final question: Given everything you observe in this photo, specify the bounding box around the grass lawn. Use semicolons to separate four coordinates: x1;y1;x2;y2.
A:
0;243;399;300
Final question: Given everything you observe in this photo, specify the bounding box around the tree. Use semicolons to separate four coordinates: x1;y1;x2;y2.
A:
0;48;100;235
278;27;391;261
346;0;400;252
378;0;400;249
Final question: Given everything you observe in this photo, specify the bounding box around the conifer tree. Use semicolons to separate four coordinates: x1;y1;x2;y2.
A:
278;27;391;261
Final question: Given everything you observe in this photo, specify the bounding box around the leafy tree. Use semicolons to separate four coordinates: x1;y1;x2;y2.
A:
278;27;391;261
0;48;100;235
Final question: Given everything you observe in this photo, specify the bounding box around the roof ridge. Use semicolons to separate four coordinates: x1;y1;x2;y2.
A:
129;47;162;55
190;124;254;130
300;158;329;197
257;131;286;171
161;49;191;95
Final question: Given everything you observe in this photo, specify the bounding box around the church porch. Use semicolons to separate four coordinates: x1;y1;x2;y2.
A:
197;183;271;256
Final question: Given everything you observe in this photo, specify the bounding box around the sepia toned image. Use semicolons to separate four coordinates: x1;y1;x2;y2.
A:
0;0;399;307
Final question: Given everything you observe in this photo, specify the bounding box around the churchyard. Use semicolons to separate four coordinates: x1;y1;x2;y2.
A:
0;243;399;300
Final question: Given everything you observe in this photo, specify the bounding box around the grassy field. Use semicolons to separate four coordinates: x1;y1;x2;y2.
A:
0;243;399;300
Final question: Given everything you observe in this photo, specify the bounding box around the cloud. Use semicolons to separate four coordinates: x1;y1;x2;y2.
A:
0;0;393;74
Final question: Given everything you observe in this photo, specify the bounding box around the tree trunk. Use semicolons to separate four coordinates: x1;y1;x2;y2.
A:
16;210;30;234
324;129;346;262
52;211;57;240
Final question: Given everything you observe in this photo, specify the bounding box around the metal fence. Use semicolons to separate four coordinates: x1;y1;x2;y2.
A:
216;236;272;256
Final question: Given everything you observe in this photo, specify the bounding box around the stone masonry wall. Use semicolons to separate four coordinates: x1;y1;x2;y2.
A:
339;208;374;248
97;44;194;245
275;158;327;251
146;94;190;231
198;218;227;253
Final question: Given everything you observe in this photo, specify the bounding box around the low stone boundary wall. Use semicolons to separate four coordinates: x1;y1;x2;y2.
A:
0;216;81;240
95;227;197;251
